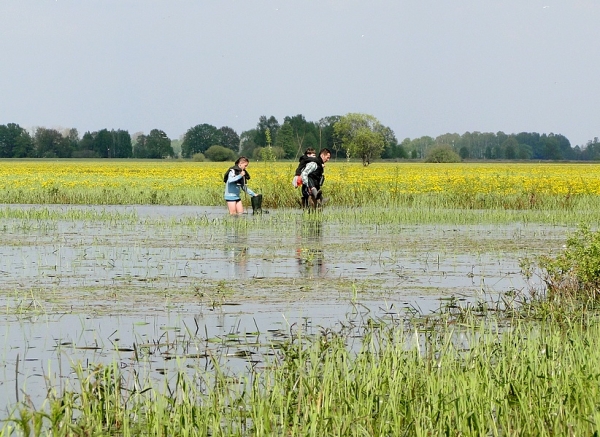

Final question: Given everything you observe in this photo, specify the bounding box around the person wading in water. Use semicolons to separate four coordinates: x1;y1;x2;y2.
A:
300;148;331;209
224;156;259;215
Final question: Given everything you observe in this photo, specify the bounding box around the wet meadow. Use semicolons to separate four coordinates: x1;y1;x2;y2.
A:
2;160;600;435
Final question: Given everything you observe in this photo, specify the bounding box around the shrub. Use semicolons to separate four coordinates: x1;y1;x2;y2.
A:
425;145;461;163
192;152;205;162
539;224;600;299
205;145;235;162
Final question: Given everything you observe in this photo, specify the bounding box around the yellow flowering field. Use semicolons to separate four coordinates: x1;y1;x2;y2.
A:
1;160;600;208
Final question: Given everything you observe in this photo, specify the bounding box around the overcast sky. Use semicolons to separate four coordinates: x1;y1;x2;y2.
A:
1;0;598;147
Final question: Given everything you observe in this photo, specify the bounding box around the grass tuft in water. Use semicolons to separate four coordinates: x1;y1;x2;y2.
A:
5;298;600;436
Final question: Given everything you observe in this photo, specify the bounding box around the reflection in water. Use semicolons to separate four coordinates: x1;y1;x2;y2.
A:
296;219;326;278
225;225;249;279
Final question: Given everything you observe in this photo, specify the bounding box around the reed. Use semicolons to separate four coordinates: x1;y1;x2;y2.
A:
4;309;600;436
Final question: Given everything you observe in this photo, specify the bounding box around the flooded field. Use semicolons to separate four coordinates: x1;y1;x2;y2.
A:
0;204;567;414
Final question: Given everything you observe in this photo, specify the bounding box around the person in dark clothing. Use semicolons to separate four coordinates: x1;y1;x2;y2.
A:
300;148;331;209
293;148;316;207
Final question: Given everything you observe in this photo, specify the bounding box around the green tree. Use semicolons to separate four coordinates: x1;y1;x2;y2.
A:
581;138;600;161
381;128;403;159
34;128;71;158
283;114;318;158
334;113;389;166
182;124;222;158
134;130;173;159
65;128;80;154
76;132;98;157
254;116;280;148
111;129;133;158
240;129;258;157
318;116;343;158
541;133;565;160
503;137;519;160
275;122;295;158
93;129;113;158
435;133;461;149
409;136;435;159
0;123;33;157
147;129;173;159
219;126;240;152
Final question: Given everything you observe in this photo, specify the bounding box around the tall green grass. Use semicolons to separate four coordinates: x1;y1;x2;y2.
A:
4;310;600;436
1;178;598;211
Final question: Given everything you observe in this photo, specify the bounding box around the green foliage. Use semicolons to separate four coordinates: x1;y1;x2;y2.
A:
283;114;320;158
540;224;600;299
133;129;174;159
9;313;600;435
192;152;205;162
218;126;240;152
254;115;280;148
334;113;390;166
182;123;222;158
381;138;408;159
424;145;461;163
111;129;133;158
240;129;258;157
275;122;296;158
205;145;236;162
0;123;33;158
259;145;277;162
34;127;72;158
93;129;113;158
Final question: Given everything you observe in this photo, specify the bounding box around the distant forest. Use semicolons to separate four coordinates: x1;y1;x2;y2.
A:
1;114;599;161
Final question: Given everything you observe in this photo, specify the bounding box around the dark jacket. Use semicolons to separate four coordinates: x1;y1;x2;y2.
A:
301;156;325;189
294;155;312;176
223;166;251;185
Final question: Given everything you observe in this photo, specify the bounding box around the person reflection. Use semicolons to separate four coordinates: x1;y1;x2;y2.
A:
225;225;249;279
296;219;326;278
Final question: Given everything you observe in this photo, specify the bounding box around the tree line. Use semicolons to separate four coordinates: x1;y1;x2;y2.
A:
1;116;599;162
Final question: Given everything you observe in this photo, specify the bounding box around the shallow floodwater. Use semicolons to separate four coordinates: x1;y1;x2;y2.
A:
0;204;567;413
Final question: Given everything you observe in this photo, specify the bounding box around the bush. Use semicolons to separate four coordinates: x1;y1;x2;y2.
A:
540;224;600;299
205;145;236;162
192;152;205;162
425;145;461;163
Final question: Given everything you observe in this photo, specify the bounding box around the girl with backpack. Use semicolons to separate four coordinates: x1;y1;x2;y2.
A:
224;156;259;215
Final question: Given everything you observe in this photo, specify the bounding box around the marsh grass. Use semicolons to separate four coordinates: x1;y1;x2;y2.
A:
4;300;600;436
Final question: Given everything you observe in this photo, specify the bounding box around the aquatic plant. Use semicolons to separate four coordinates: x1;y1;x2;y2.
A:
539;224;600;300
5;309;600;435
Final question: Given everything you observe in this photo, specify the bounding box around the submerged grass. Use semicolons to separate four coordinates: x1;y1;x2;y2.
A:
4;302;600;436
0;203;597;227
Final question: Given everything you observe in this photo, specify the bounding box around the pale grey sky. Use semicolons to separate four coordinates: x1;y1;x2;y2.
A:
1;0;598;147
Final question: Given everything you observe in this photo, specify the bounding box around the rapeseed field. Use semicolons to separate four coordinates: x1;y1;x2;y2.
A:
1;160;599;208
